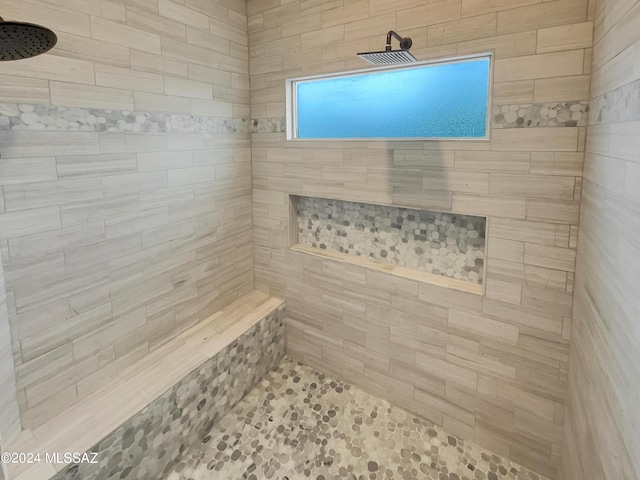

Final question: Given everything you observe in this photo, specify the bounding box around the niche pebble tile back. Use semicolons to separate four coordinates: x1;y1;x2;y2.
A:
295;196;486;284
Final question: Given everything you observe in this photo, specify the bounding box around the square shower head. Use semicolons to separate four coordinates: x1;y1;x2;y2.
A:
357;49;417;65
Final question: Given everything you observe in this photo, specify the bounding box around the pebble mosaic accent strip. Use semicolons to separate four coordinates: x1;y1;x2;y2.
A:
252;102;588;136
492;102;588;128
167;357;550;480
295;196;485;284
0;103;250;134
251;117;286;133
50;305;286;480
590;78;640;125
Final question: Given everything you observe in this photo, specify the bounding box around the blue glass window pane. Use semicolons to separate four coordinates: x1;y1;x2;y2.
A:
295;57;490;139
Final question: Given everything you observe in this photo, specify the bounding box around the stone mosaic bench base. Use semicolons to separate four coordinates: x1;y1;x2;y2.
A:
46;301;286;480
10;292;286;480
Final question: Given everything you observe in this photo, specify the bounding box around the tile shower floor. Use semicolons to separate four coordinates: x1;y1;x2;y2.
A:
166;357;549;480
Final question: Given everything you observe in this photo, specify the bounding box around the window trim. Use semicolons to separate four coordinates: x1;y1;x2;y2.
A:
285;52;493;141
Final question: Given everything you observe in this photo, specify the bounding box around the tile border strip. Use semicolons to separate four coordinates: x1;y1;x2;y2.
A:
590;78;640;125
251;101;588;137
492;101;588;128
0;101;588;136
0;103;250;134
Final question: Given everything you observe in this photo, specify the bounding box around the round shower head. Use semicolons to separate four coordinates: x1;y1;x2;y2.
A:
0;16;57;61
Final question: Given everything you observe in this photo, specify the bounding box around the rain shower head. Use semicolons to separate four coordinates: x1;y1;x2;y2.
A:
357;49;417;65
0;16;57;61
358;30;417;65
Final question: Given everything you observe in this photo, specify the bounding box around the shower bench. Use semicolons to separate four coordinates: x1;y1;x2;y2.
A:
6;291;286;480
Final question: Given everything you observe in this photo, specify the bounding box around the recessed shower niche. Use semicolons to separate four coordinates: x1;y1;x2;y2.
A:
290;195;486;293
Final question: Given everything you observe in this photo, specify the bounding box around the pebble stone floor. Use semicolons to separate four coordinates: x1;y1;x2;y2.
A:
166;357;549;480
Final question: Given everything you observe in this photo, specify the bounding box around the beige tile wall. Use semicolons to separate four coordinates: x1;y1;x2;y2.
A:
0;440;6;480
0;260;21;446
248;0;594;477
561;1;640;479
0;0;252;429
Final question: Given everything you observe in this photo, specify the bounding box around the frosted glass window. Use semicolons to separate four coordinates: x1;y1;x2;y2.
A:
288;55;491;139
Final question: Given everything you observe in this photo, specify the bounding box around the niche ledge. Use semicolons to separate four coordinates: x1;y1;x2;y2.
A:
290;195;486;296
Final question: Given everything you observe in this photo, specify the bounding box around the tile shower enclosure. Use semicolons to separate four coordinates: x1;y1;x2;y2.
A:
293;196;486;285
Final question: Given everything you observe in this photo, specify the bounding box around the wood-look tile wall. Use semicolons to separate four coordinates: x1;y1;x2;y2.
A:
0;0;252;430
0;260;21;446
248;0;594;477
561;1;640;479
